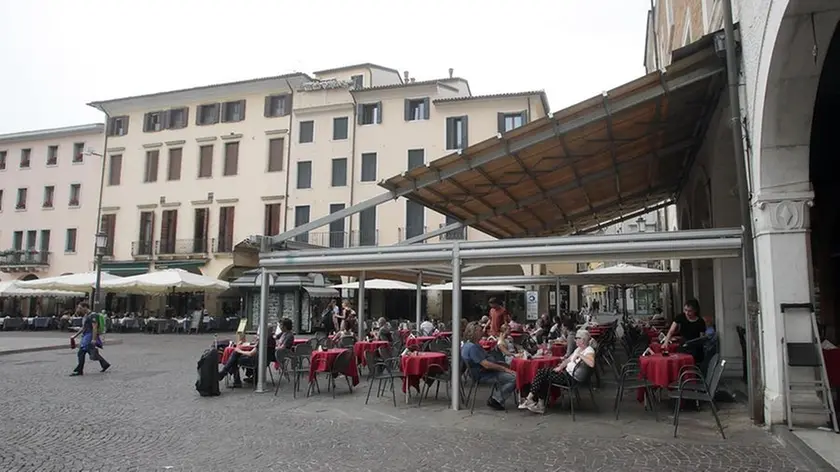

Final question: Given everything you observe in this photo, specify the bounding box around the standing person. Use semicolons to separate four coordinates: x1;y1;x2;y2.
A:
328;299;341;334
488;298;510;337
69;302;110;376
341;300;357;333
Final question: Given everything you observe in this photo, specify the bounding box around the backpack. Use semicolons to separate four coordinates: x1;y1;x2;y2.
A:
96;313;108;334
195;349;221;397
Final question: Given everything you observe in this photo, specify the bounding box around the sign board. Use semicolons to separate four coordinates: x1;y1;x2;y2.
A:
526;291;539;320
236;318;247;334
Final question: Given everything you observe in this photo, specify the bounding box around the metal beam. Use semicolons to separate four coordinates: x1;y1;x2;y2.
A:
267;64;724;245
397;222;464;246
573;199;674;235
462;273;679;286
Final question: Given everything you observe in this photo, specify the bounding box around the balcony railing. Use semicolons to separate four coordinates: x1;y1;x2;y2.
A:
131;240;154;257
398;226;427;242
156;238;210;255
439;224;467;241
0;250;51;267
296;230;380;247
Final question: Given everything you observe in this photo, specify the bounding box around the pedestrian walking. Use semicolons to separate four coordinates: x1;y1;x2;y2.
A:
69;302;111;376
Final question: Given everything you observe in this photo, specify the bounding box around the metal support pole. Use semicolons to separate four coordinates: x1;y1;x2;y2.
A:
256;266;269;393
358;271;366;340
450;242;462;411
722;0;763;424
415;270;423;328
555;277;562;317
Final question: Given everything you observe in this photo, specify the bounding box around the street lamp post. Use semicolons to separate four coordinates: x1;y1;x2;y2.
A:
93;232;108;313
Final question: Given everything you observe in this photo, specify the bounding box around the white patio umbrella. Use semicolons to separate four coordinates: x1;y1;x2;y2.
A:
17;271;122;292
0;281;85;298
99;268;229;295
331;279;418;290
424;283;526;292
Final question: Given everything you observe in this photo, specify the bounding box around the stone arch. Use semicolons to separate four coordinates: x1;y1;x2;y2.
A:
18;274;38;281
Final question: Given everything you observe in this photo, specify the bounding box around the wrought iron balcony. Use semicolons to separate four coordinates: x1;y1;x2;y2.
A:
156;238;210;255
0;250;51;271
438;224;467;241
397;226;428;243
293;230;380;247
131;240;154;258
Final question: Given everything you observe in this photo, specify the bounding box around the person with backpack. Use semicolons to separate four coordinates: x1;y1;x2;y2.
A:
69;302;111;376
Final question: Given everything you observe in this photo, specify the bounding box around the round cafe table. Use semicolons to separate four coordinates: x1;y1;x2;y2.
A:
637;352;695;402
353;340;390;366
549;342;568;358
510;356;563;393
405;336;435;349
434;331;452;339
400;351;447;393
308;348;359;387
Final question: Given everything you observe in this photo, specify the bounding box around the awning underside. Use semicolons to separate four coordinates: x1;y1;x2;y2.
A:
382;47;725;239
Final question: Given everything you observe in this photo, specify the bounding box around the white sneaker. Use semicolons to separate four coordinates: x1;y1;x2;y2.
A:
518;397;536;410
527;400;545;414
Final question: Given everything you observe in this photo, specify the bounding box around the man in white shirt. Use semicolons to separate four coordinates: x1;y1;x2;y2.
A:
419;319;435;336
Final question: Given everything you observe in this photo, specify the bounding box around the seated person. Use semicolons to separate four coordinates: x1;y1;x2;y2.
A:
547;316;563;340
495;324;520;364
560;318;577;359
375;317;393;342
332;321;357;345
419;319;435;336
519;329;595;414
478;316;491;336
274;318;295;351
461;321;517;411
218;330;276;387
663;299;707;363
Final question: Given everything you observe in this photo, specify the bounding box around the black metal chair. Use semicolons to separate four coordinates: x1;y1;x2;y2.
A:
365;354;402;407
669;358;727;439
290;344;313;398
328;350;355;398
464;362;499;414
614;359;659;421
273;349;293;395
418;363;453;407
549;361;598;421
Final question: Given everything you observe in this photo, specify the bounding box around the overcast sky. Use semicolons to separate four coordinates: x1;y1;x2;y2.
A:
0;0;649;134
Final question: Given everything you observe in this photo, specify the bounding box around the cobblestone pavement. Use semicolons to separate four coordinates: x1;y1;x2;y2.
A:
0;334;810;472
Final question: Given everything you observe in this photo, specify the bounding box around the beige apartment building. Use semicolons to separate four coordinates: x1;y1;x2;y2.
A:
86;63;550;290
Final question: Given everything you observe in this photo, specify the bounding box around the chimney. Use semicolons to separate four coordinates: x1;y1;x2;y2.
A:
448;68;454;78
403;70;410;82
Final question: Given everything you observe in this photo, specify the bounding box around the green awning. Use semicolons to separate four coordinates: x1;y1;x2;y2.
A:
100;261;151;277
154;260;207;272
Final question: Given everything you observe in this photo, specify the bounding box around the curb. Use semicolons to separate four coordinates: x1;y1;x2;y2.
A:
770;424;837;471
0;338;124;357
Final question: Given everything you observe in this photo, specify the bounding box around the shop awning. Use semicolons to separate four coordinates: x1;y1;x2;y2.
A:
381;43;725;239
301;286;340;298
100;261;151;277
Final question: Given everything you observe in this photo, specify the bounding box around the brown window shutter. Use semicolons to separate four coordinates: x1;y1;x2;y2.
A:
169;210;178;246
224;142;239;176
271;205;281;234
109;155;122;185
239;100;246;120
264;96;272;117
213;104;221;124
168;148;182;181
199;145;213;177
268;138;284;172
226;207;235;248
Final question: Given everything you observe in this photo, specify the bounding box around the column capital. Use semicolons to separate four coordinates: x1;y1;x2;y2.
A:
752;191;814;236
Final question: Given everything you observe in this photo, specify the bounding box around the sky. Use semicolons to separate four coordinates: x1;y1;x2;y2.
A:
0;0;650;134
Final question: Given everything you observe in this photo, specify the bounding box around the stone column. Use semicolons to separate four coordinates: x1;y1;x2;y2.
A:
752;191;815;424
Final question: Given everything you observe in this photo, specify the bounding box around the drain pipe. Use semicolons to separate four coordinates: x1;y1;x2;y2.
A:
722;0;763;425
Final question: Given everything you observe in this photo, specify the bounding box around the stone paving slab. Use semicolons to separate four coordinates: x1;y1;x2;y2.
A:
0;333;813;471
0;332;123;356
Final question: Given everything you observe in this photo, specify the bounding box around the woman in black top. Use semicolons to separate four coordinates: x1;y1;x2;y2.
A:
663;299;706;362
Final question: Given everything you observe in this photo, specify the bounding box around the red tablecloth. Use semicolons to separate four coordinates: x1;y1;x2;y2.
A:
640;353;694;388
510;356;562;392
406;336;435;348
824;348;840;388
588;326;608;337
400;351;447;393
220;344;253;364
434;331;452;339
549;342;568;357
398;329;411;341
308;348;359;386
510;332;525;339
479;339;497;350
293;339;308;346
353;340;390;366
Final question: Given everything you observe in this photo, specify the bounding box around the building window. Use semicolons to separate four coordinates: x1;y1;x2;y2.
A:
40;230;51;253
404;98;430;121
299;120;314;143
405;200;425;239
217;206;235;252
331;158;347;187
65;228;77;253
407;149;425;171
198;145;213;178
107;116;129;136
144;150;159;183
47;145;58;165
193;208;209;253
25;231;36;251
20;148;31;168
159;209;178;254
0;150;6;170
359;207;376;246
328;203;346;248
144;111;164;132
69;184;81;207
297;161;312;189
73;142;85;163
108;154;122;186
360;153;377;182
137;211;155;256
223;142;239;176
445;116;468;150
333;117;348;140
197;103;220;125
267;138;284;172
12;231;22;250
358;102;382;125
294;206;310;243
264;203;282;235
264;95;290;117
43;186;54;208
101;214;116;256
350;74;363;89
167;107;189;129
16;188;27;210
167;148;182;181
498;111;527;133
222;100;246;123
